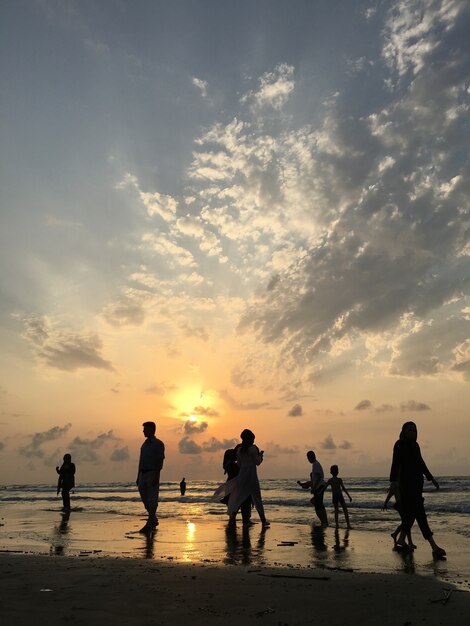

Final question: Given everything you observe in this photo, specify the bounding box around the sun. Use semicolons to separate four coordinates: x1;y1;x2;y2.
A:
188;415;197;423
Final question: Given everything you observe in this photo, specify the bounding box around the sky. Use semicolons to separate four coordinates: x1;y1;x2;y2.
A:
0;0;469;484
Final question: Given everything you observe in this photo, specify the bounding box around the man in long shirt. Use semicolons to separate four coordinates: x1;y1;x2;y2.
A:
136;421;165;533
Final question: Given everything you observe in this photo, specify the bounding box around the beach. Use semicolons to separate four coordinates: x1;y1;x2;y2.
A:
1;501;469;625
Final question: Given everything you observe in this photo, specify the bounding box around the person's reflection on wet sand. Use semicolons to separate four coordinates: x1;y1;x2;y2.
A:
142;529;156;559
309;524;328;566
224;521;267;566
50;511;70;556
333;528;350;553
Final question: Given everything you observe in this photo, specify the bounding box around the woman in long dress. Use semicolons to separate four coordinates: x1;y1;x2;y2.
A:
227;429;269;527
389;421;445;557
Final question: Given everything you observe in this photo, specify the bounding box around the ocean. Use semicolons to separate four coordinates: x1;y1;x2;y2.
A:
2;477;469;539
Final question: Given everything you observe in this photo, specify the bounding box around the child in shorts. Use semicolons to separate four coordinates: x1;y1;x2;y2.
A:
323;465;352;529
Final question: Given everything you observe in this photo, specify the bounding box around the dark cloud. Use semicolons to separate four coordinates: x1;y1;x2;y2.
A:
22;316;114;372
18;423;72;458
400;400;431;412
452;359;470;381
110;446;130;462
183;420;208;434
178;437;203;454
339;440;352;450
355;400;372;411
288;403;303;417
320;435;337;450
0;441;5;452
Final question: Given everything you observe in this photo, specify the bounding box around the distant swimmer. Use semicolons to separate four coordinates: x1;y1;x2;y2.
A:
56;454;76;512
180;477;187;496
136;421;165;534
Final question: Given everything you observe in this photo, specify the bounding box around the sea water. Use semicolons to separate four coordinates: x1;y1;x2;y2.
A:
1;477;469;539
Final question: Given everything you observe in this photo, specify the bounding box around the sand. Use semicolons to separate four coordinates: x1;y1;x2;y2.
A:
0;506;469;625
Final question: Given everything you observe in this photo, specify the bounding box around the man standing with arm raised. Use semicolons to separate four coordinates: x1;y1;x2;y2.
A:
136;421;165;533
297;450;328;527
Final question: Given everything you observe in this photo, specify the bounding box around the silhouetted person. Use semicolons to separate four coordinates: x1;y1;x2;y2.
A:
389;421;445;558
297;450;328;526
179;477;186;496
323;465;352;529
221;448;251;523
228;430;269;527
136;421;165;533
56;453;75;512
383;476;415;548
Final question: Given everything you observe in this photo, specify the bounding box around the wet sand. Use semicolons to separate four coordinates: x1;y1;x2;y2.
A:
0;505;469;625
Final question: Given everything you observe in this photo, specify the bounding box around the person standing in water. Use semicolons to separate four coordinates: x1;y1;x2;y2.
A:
179;477;187;496
56;454;76;512
297;450;328;527
323;465;352;529
136;421;165;533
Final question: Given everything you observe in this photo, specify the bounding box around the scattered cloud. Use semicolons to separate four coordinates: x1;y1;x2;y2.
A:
110;446;130;462
355;400;372;411
219;389;270;411
18;423;72;459
178;437;203;455
265;442;299;456
288;403;303;417
400;400;431;412
21;316;114;372
68;431;119;463
192;76;208;98
201;437;238;453
320;435;337;450
192;405;219;417
183;420;208;434
339;440;352;450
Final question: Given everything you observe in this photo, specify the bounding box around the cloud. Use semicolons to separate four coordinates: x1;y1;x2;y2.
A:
145;381;178;395
110;446;130;462
18;423;72;458
231;4;470;382
400;400;431;412
102;297;146;327
192;76;208;98
0;441;5;452
242;63;295;110
178;437;203;455
183;420;208;435
179;322;209;342
320;435;337;450
339;440;352;450
192;405;219;417
201;437;238;453
265;442;299;456
21;316;114;372
375;404;395;412
219;389;270;411
355;400;372;411
288;403;303;417
68;431;119;463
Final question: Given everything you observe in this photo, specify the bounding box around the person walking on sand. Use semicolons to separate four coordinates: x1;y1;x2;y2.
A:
56;453;75;512
323;465;352;529
389;421;445;558
227;429;269;527
179;477;186;496
136;421;165;533
297;450;328;526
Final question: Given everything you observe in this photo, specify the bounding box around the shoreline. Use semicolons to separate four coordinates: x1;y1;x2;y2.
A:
1;505;469;589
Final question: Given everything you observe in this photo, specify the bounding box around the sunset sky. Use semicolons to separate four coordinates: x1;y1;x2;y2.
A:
1;0;469;484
